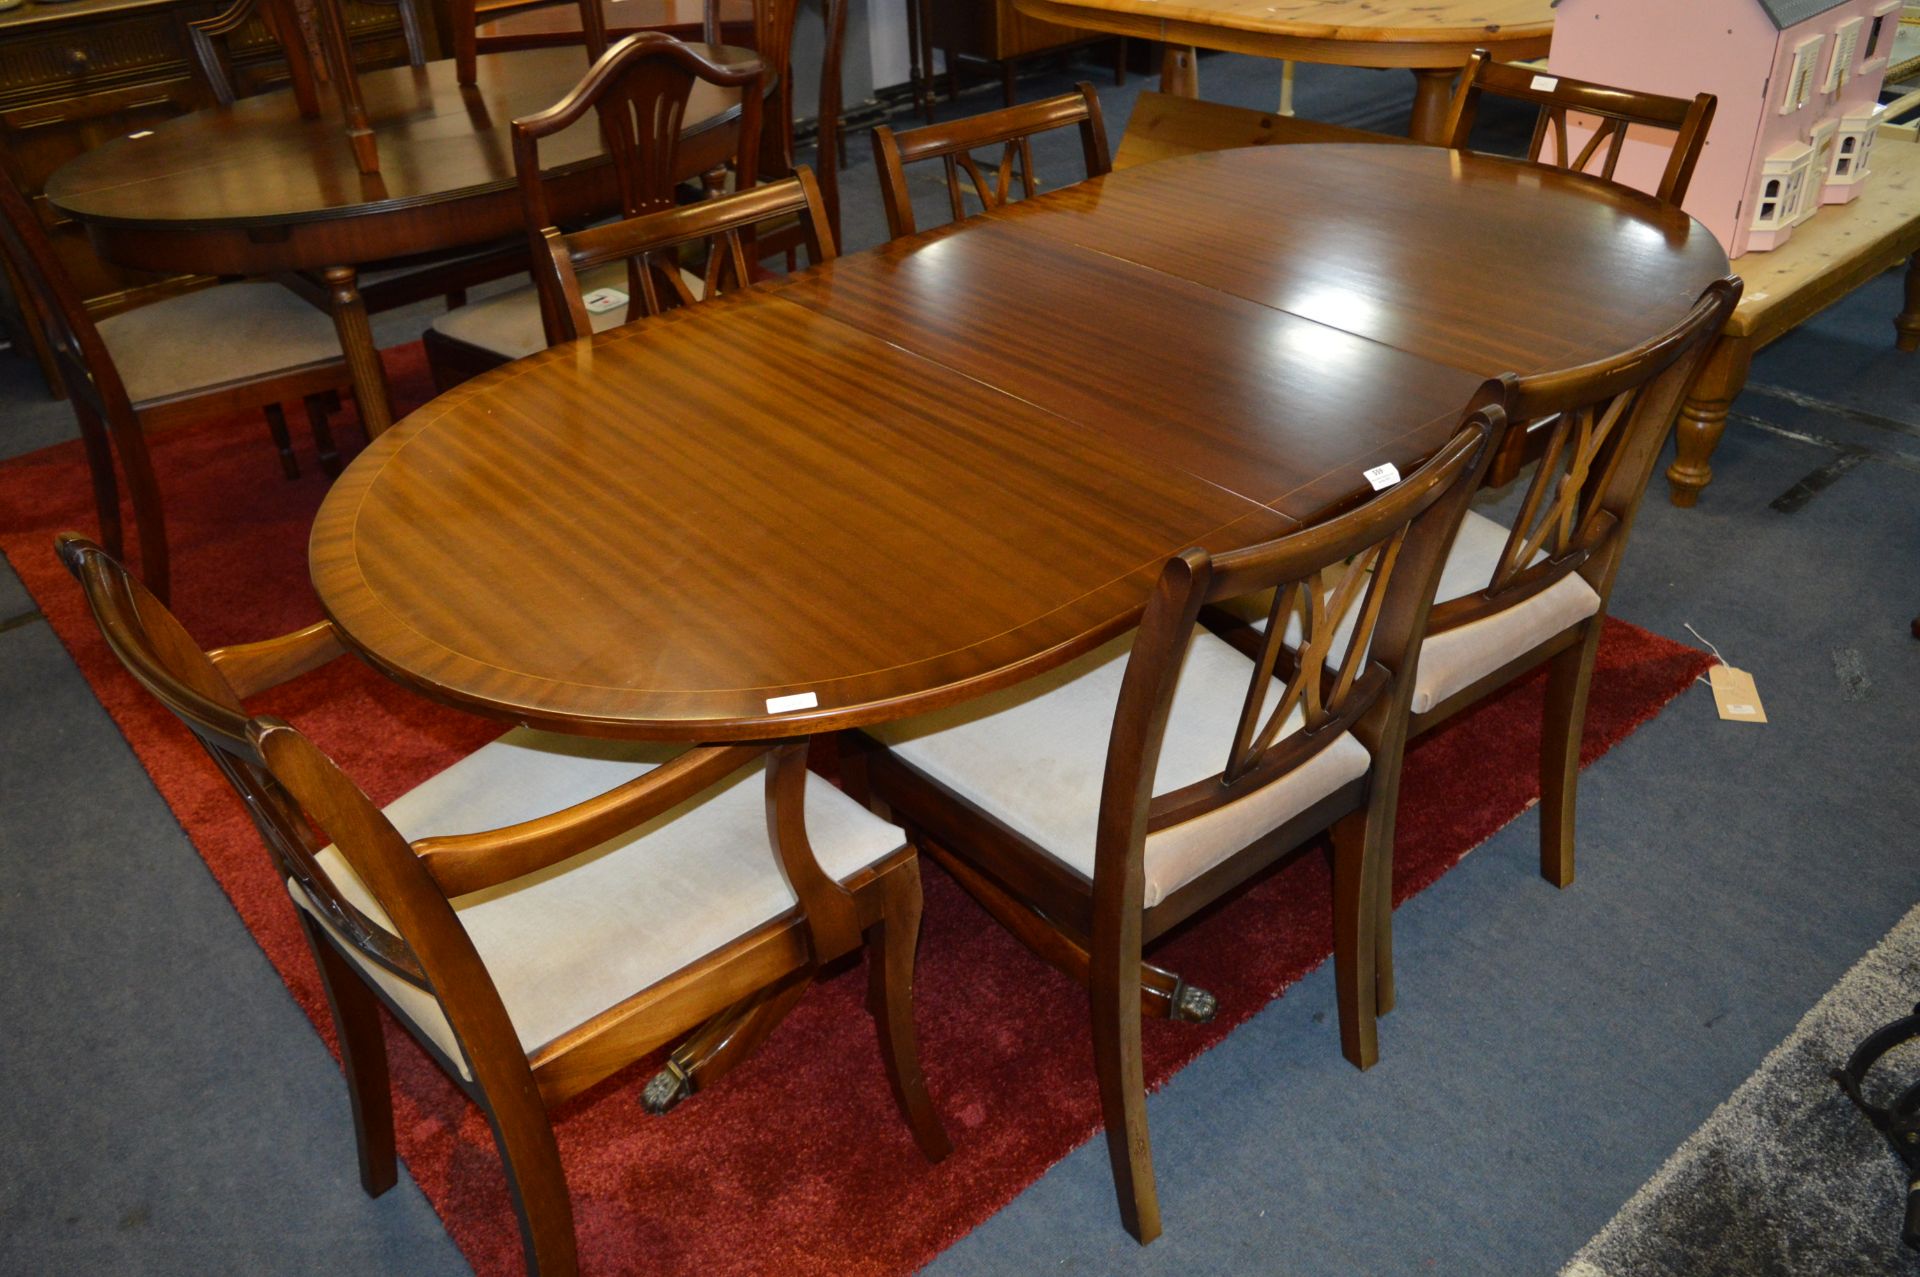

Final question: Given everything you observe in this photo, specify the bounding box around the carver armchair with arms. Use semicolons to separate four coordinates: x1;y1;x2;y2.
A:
57;533;950;1276
849;399;1503;1243
872;82;1110;240
423;33;765;388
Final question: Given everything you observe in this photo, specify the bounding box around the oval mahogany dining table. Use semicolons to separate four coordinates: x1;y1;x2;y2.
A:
310;143;1729;743
42;45;756;437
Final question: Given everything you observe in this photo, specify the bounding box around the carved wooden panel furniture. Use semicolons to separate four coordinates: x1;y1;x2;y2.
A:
59;533;950;1277
308;143;1727;1237
1002;0;1553;141
43;43;756;436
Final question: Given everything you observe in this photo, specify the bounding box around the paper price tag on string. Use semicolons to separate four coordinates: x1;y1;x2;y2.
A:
1363;462;1400;491
1708;665;1767;724
581;287;629;314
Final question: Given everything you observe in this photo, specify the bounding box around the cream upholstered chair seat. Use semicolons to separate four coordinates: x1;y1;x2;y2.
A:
1413;509;1601;713
1239;510;1602;716
294;727;907;1076
428;262;706;361
867;629;1372;909
98;281;347;405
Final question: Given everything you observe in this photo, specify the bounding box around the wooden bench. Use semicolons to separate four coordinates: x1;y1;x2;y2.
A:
1665;121;1920;505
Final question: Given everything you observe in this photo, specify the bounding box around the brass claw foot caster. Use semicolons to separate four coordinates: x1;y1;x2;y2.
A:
641;1061;693;1115
1171;981;1217;1023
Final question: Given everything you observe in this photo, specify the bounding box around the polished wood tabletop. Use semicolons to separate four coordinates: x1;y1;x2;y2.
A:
310;144;1728;741
1012;0;1553;141
44;45;754;436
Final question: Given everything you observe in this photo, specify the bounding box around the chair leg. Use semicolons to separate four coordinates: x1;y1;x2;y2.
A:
262;402;300;479
866;855;953;1162
1330;807;1381;1071
295;912;397;1197
477;1100;577;1277
1090;897;1160;1243
304;393;343;478
1540;620;1603;889
111;414;170;604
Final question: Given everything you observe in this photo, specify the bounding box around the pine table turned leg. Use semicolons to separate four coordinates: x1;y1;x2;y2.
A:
1408;68;1456;144
1897;254;1920;354
1160;44;1197;96
1667;333;1751;507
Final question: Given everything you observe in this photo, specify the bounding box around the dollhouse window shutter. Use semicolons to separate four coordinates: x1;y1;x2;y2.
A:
1781;35;1824;113
1824;19;1863;92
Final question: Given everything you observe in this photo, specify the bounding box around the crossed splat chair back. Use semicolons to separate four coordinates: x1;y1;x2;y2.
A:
535;168;835;342
1441;49;1716;205
857;398;1501;1242
871;82;1111;240
514;33;766;336
55;533;949;1275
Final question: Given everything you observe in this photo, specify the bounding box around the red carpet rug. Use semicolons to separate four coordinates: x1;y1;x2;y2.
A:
0;343;1714;1275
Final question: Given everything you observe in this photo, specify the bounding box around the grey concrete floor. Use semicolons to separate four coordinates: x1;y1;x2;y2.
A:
2;50;1917;1277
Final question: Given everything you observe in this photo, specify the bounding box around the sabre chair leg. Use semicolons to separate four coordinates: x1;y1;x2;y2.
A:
1540;620;1603;889
262;402;299;479
113;415;170;603
73;404;122;560
1091;911;1160;1243
478;1098;576;1277
867;854;952;1161
296;912;396;1196
1331;807;1381;1071
304;393;342;478
642;970;813;1115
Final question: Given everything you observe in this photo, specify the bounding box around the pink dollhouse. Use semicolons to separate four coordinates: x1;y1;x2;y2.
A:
1548;0;1901;256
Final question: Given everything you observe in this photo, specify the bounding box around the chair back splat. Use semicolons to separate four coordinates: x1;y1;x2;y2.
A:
1440;48;1716;204
872;82;1110;239
512;33;770;338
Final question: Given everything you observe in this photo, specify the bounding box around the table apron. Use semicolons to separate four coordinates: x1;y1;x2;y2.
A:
1011;0;1550;68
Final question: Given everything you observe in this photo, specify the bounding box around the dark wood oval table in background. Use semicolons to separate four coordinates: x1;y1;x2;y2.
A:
311;144;1729;743
42;46;755;437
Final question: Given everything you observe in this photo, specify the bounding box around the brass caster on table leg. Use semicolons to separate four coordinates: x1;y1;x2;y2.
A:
641;1060;694;1115
1171;980;1217;1023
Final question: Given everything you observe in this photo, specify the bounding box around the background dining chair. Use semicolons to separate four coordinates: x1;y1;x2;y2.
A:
423;34;764;389
532;168;834;342
1440;48;1717;206
451;0;611;85
850;406;1501;1243
870;81;1111;240
57;532;950;1277
186;0;533;319
0;170;354;604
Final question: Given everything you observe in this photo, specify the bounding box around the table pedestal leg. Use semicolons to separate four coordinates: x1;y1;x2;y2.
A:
1896;254;1920;353
1160;44;1198;96
324;266;393;439
1666;333;1751;507
1408;67;1456;144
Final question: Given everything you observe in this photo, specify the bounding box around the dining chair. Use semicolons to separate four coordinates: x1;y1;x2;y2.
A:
452;0;611;85
423;34;765;389
1440;49;1717;206
56;532;951;1277
532;168;834;343
849;401;1504;1243
871;81;1111;240
186;0;530;318
0;170;354;604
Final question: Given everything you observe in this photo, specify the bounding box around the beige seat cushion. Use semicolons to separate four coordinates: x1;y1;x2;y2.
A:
1241;510;1603;716
428;262;704;360
291;728;906;1076
1412;510;1602;713
868;629;1372;909
98;281;345;407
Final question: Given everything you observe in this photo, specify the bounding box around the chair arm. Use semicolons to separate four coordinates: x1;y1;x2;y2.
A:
414;742;770;897
207;620;346;698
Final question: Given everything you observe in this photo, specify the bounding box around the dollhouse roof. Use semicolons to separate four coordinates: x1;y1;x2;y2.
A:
1550;0;1852;26
1753;0;1855;27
